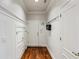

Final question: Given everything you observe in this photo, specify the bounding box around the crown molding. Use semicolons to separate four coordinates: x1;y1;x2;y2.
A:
0;3;27;25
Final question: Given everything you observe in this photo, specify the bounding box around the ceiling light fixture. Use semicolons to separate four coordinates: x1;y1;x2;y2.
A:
35;0;39;2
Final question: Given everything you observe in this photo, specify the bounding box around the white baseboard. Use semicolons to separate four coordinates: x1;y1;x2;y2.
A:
47;46;56;59
19;46;27;59
16;41;27;59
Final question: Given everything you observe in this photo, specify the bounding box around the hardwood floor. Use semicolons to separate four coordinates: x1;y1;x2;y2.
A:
21;46;52;59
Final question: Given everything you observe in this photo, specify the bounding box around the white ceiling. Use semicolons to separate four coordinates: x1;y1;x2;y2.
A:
23;0;67;14
23;0;51;12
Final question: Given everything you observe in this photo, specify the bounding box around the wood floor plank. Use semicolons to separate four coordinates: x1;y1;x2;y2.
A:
21;47;52;59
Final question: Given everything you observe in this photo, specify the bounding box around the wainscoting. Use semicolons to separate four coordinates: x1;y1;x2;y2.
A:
62;48;79;59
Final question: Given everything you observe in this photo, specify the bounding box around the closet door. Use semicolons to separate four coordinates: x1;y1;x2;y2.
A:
0;12;16;59
38;20;48;46
27;20;39;46
16;22;27;59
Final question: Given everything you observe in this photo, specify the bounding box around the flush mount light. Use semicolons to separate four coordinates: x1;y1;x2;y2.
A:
35;0;39;2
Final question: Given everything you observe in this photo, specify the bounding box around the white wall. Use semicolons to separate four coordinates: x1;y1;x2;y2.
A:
48;0;79;59
61;0;79;53
27;14;48;46
0;1;27;59
48;7;63;59
0;11;16;59
0;0;27;22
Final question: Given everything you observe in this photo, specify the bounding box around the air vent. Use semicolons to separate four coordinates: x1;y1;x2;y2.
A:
44;0;46;3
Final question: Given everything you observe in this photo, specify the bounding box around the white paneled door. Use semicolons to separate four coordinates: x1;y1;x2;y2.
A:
27;19;48;46
0;11;16;59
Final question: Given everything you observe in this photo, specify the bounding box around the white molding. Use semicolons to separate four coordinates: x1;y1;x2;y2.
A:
0;3;27;25
64;48;76;57
16;42;27;59
63;48;79;59
60;0;76;13
47;46;56;59
62;53;69;59
26;11;46;15
19;47;26;59
60;0;72;9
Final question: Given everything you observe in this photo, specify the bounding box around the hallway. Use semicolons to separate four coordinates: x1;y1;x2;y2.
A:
21;47;52;59
0;0;79;59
